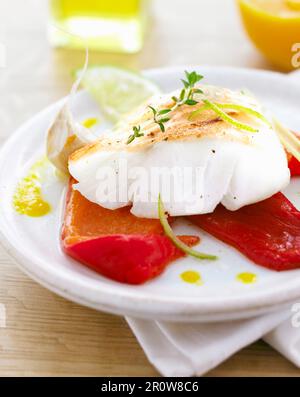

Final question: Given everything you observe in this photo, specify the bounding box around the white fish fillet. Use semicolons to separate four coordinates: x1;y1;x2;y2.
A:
69;85;290;219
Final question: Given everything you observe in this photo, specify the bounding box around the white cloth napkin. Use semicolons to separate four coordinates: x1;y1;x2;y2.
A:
126;304;300;376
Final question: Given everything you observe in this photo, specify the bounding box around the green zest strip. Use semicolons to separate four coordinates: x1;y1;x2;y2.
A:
189;101;266;133
158;194;218;261
189;102;270;126
216;103;272;127
202;100;258;133
188;104;210;120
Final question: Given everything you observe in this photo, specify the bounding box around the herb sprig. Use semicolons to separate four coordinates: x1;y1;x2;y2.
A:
149;71;204;133
126;70;261;145
126;125;144;144
149;106;171;133
176;70;204;106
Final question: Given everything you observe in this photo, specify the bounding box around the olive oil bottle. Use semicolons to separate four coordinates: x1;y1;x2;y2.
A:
48;0;149;53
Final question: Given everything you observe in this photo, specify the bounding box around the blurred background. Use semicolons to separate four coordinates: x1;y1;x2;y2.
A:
0;0;300;376
1;0;299;140
1;0;293;141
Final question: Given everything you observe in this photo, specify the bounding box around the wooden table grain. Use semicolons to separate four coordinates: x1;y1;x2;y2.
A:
0;0;298;377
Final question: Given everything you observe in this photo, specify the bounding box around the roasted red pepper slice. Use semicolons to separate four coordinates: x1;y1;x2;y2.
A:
62;179;199;284
189;192;300;271
288;153;300;177
287;131;300;177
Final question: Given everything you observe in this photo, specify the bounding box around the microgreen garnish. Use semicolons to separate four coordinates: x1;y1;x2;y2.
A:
126;125;144;144
158;194;217;261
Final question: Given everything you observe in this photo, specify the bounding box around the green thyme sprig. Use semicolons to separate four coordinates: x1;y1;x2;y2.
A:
126;70;260;145
126;125;144;144
149;106;171;133
176;70;204;107
149;71;204;133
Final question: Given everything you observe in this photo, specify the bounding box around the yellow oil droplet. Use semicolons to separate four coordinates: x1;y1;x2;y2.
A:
13;158;51;217
82;117;98;128
236;272;257;284
181;270;203;285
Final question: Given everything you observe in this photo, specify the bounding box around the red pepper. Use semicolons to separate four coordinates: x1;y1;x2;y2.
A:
62;179;199;284
288;154;300;177
189;192;300;271
287;131;300;177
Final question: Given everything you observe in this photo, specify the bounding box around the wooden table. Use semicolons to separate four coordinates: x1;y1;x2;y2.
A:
0;0;298;376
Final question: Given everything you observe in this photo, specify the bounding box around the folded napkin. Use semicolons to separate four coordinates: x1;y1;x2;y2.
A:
126;304;300;376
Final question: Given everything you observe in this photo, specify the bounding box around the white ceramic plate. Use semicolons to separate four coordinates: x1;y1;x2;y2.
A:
1;66;300;323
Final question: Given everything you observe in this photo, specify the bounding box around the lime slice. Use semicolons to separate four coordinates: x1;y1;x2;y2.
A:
77;66;161;122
